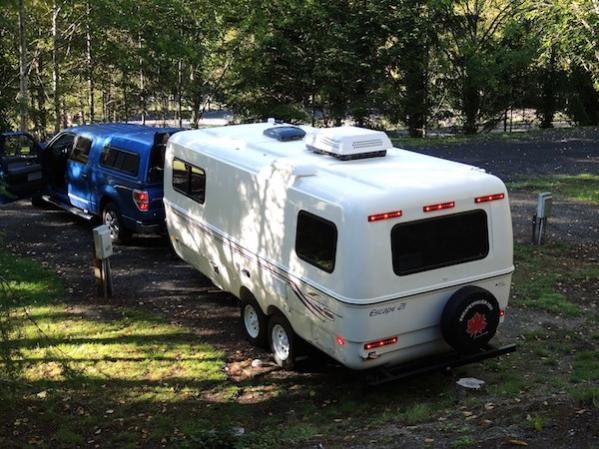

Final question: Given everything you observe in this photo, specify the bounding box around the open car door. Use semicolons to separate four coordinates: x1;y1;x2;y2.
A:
0;132;43;203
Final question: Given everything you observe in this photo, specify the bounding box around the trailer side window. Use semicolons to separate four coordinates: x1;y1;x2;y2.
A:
172;158;206;204
295;211;337;273
391;210;489;276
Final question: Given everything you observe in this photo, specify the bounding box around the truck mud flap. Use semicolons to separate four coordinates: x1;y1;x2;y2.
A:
365;343;517;386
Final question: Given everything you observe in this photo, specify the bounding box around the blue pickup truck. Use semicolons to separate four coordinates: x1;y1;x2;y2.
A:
32;124;180;243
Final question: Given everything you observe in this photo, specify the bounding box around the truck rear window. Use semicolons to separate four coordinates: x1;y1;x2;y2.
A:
391;210;489;276
295;211;337;273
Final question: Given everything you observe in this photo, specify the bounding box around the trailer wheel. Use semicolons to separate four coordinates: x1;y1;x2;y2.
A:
240;298;267;347
268;314;296;370
102;203;132;245
441;286;500;354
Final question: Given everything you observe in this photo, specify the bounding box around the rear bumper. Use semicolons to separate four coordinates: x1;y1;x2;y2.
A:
365;343;517;385
122;209;165;235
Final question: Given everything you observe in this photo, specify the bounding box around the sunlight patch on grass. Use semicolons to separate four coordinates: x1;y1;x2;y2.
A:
508;173;599;204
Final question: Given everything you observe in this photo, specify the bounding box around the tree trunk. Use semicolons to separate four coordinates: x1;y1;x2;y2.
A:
177;59;183;128
86;0;94;123
138;33;146;125
18;0;28;132
122;69;128;122
52;0;61;133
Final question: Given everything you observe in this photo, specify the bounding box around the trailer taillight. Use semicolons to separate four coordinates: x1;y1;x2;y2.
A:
133;190;150;212
336;336;346;346
423;201;455;213
475;193;505;203
364;336;398;350
499;309;505;317
368;210;403;222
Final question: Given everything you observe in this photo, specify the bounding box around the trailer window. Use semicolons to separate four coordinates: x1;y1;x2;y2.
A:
100;146;140;177
295;211;337;273
391;210;489;276
172;158;205;204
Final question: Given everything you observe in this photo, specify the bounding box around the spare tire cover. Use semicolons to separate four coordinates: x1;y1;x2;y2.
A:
441;286;500;353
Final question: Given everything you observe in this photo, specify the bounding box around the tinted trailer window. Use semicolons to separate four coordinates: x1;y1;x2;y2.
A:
391;210;489;276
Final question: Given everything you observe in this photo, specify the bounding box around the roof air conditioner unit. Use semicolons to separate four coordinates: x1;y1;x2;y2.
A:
305;126;392;161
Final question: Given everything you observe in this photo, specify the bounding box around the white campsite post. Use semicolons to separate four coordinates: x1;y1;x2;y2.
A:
532;192;552;245
92;225;113;298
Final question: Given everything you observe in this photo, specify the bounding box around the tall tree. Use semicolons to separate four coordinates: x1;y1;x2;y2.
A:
18;0;28;132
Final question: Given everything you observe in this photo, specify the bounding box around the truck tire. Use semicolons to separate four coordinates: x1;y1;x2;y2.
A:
441;286;500;354
240;297;268;347
102;203;132;245
268;313;296;370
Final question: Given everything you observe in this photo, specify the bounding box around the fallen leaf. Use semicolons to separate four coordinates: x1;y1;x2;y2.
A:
508;439;528;446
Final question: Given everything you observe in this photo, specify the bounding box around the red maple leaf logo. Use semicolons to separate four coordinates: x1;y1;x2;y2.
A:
466;312;487;338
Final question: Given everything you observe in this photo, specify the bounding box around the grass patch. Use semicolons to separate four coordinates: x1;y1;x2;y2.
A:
510;242;597;316
508;173;599;204
569;386;599;409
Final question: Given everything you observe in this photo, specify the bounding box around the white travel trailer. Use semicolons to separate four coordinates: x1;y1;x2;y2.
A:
164;121;514;371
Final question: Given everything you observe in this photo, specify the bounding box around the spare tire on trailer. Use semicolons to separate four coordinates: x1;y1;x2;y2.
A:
441;286;500;354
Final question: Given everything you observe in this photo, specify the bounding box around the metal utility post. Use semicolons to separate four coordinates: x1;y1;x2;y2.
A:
532;192;552;245
93;225;113;298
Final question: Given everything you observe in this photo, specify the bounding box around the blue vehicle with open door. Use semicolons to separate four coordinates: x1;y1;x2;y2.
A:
0;131;44;203
34;123;180;243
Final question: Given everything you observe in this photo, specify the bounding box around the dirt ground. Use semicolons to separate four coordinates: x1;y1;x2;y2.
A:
1;129;598;448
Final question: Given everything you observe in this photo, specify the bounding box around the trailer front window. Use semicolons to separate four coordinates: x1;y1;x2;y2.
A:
391;210;489;276
172;158;206;204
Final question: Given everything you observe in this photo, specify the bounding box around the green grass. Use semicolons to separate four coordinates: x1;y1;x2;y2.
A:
509;242;599;317
508;173;599;204
2;239;599;448
0;249;464;448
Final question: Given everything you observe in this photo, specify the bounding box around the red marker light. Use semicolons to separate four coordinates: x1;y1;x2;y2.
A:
364;336;398;351
423;201;455;213
499;309;505;317
368;210;403;222
336;336;346;346
475;193;505;203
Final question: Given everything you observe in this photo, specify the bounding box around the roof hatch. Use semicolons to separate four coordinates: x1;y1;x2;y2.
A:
305;126;392;161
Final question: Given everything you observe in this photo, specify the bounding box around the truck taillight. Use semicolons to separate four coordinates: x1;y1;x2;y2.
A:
364;336;398;350
475;193;505;203
133;190;149;211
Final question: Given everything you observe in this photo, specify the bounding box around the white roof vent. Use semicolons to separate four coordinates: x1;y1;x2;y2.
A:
304;126;392;161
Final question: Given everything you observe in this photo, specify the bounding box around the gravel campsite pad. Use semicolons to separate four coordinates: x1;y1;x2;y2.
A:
1;129;598;448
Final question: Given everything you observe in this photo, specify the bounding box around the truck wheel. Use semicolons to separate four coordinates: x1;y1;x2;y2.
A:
102;203;132;245
240;297;268;347
268;313;296;370
441;286;500;354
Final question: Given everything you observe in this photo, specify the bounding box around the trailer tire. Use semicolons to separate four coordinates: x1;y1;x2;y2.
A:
102;203;132;245
441;286;500;354
240;297;268;347
268;313;296;370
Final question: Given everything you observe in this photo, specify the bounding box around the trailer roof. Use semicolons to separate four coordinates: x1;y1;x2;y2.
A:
170;122;505;207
